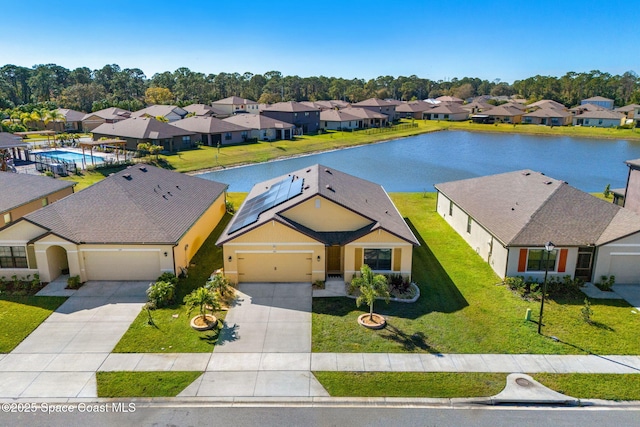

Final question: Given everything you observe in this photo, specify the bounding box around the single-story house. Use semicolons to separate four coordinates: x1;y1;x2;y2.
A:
0;165;228;282
222;113;295;141
301;100;350;110
435;170;640;284
261;101;321;134
92;117;196;152
423;103;469;121
212;96;260;115
351;98;396;121
462;100;492;115
0;172;75;227
581;96;614;110
131;105;187;123
478;105;524;124
82;107;132;132
337;107;388;127
171;116;251;146
183;103;228;118
572;109;624;127
44;108;86;132
217;164;419;283
526;99;567;111
614;104;640;122
319;109;362;130
435;96;464;104
522;107;572;126
395;101;435;119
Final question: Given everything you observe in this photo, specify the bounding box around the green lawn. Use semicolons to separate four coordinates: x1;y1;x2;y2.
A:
0;296;67;353
97;371;202;397
314;372;640;400
312;193;640;355
61;165;129;192
113;214;232;353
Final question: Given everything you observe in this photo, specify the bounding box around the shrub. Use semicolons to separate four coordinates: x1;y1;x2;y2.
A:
503;275;583;300
225;200;235;214
146;280;176;308
156;272;178;286
67;275;82;289
387;274;410;295
205;273;232;297
595;275;615;292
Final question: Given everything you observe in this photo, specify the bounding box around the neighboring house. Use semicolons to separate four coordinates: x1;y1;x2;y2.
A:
522;107;572;126
222;114;295;141
92;117;195;152
462;99;492;115
500;101;527;111
217;164;418;283
0;165;227;282
621;158;640;215
424;103;469;121
395;101;435;119
261;101;321;134
44;108;86;132
0;172;75;227
526;99;567;111
319;109;362;130
337;107;388;127
351;98;397;121
581;96;614;110
572;109;624;127
131;105;187;122
183;103;228;118
476;105;524;124
211;96;260;115
435;96;464;104
171;116;251;146
82;107;132;132
435;170;640;284
614;104;640;122
300;100;350;110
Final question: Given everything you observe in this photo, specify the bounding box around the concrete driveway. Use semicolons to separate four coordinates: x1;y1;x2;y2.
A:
181;282;329;398
0;281;148;398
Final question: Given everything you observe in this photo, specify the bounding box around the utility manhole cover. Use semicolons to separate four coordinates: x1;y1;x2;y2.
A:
515;378;531;387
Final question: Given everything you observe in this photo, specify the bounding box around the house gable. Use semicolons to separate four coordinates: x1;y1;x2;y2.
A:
225;220;320;244
280;196;372;232
0;219;47;242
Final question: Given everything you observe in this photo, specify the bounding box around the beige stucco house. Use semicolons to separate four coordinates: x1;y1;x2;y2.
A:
0;165;227;282
435;170;640;284
217;165;418;284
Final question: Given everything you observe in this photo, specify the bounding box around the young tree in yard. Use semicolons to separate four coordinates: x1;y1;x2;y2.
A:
148;144;162;160
184;287;220;323
350;264;390;322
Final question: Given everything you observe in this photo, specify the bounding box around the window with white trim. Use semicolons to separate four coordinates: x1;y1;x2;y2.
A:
526;249;557;271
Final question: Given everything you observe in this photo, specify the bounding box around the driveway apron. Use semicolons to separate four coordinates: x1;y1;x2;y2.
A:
0;281;148;399
182;283;329;398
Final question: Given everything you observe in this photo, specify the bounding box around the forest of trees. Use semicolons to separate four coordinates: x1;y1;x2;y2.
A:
1;63;639;114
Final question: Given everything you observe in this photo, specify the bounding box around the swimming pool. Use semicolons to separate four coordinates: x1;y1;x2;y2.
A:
37;150;105;164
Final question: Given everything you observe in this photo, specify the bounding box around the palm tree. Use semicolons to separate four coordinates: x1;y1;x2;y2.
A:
205;273;232;297
184;287;220;324
43;109;66;132
350;264;390;322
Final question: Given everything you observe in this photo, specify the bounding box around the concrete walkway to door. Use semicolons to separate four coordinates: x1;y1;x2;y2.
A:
180;283;329;398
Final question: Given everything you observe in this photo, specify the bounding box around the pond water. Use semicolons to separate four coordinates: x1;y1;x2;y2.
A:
196;131;640;193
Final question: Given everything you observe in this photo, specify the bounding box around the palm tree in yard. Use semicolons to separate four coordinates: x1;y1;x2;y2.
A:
184;287;220;324
44;109;66;131
350;264;390;322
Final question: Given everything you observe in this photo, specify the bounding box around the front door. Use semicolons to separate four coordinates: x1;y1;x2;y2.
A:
326;246;341;277
575;246;595;282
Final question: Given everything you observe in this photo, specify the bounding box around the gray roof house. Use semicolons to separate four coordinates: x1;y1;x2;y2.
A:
222;114;295;141
261;101;321;134
523;107;572;126
211;96;260;115
396;101;435;119
572;108;624;127
581;96;614;110
183;103;228;118
131;105;187;122
424;103;468;121
82;107;132;132
91;117;195;152
0;165;228;282
435;170;640;284
351;98;397;120
171;116;251;146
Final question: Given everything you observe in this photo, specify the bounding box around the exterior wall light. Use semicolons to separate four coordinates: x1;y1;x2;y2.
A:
317;255;321;262
228;256;232;262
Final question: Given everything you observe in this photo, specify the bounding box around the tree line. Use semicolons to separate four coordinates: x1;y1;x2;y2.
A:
1;63;638;114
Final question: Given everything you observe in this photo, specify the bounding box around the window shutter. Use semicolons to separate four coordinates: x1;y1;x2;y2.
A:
354;248;363;271
393;248;402;271
558;249;568;273
518;249;527;272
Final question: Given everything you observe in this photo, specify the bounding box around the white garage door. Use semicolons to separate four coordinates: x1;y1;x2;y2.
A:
237;252;312;283
610;254;640;285
84;250;161;281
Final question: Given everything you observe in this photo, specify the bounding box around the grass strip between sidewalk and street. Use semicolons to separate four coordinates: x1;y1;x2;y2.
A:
314;372;640;400
96;371;202;397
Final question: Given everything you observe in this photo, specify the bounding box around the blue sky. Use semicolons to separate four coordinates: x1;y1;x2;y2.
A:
2;0;638;83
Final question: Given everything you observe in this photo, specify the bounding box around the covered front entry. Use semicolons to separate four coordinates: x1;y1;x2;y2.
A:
45;245;69;281
237;252;312;283
326;245;342;277
83;250;161;280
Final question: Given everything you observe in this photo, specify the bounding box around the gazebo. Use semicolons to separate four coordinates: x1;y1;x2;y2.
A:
0;133;29;171
79;139;127;168
13;130;56;147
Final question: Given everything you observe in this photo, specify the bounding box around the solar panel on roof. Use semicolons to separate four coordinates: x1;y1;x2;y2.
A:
228;176;305;234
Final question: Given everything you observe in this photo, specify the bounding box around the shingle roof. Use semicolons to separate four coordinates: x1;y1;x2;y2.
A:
396;101;436;113
222;114;294;130
435;96;463;103
427;103;468;114
0;132;27;149
574;109;624;120
352;98;395;107
217;164;419;246
615;104;640;113
337;107;388;119
212;96;258;105
582;96;614;102
182;104;227;116
435;170;640;247
527;100;566;110
131;105;186;119
57;108;86;122
0;172;75;214
319;109;361;122
483;105;525;117
83;107;131;121
263;101;320;112
500;102;527;110
92;117;194;140
523;107;572;118
25;165;227;244
171;116;249;134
